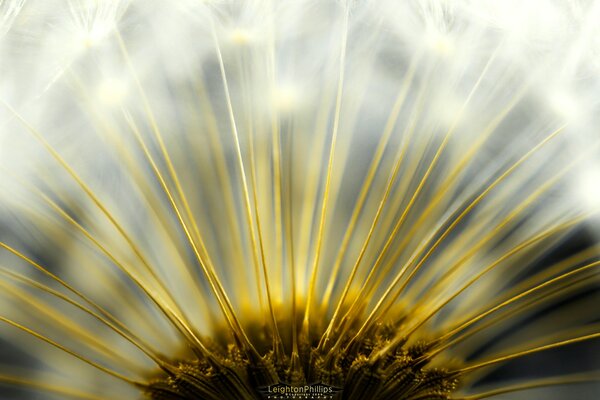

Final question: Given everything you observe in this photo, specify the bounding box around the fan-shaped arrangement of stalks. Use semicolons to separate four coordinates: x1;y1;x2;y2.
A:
0;1;599;399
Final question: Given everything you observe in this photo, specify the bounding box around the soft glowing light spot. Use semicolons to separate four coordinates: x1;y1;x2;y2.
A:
576;167;600;211
435;93;470;129
230;28;253;45
272;84;300;113
80;23;115;49
424;31;455;56
474;0;564;45
548;91;581;121
96;78;128;106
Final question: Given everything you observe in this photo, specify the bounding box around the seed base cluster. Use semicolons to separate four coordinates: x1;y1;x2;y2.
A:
147;316;459;400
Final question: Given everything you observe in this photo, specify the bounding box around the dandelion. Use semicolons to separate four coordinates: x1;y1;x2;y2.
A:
1;0;600;399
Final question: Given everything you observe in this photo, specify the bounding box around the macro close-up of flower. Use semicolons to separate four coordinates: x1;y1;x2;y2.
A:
1;0;600;399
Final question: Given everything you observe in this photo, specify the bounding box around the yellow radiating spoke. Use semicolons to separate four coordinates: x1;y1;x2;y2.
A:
191;79;251;305
116;32;247;341
453;373;600;400
66;70;217;330
1;100;199;347
30;177;208;351
303;4;350;334
455;332;600;374
265;0;285;304
2;174;194;347
319;54;422;312
0;374;108;400
375;84;532;302
379;127;569;320
339;49;508;325
234;44;284;358
343;123;566;352
0;266;165;367
371;213;592;362
436;263;600;350
0;241;156;349
437;272;594;362
123;112;251;353
319;71;428;350
0;278;141;372
446;245;600;326
403;213;591;341
210;23;266;315
295;79;337;299
405;140;598;316
0;316;145;387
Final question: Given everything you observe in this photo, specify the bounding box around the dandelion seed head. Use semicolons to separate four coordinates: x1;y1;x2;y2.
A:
0;0;600;399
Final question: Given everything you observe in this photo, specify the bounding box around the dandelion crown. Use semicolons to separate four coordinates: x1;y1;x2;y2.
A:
0;1;599;399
